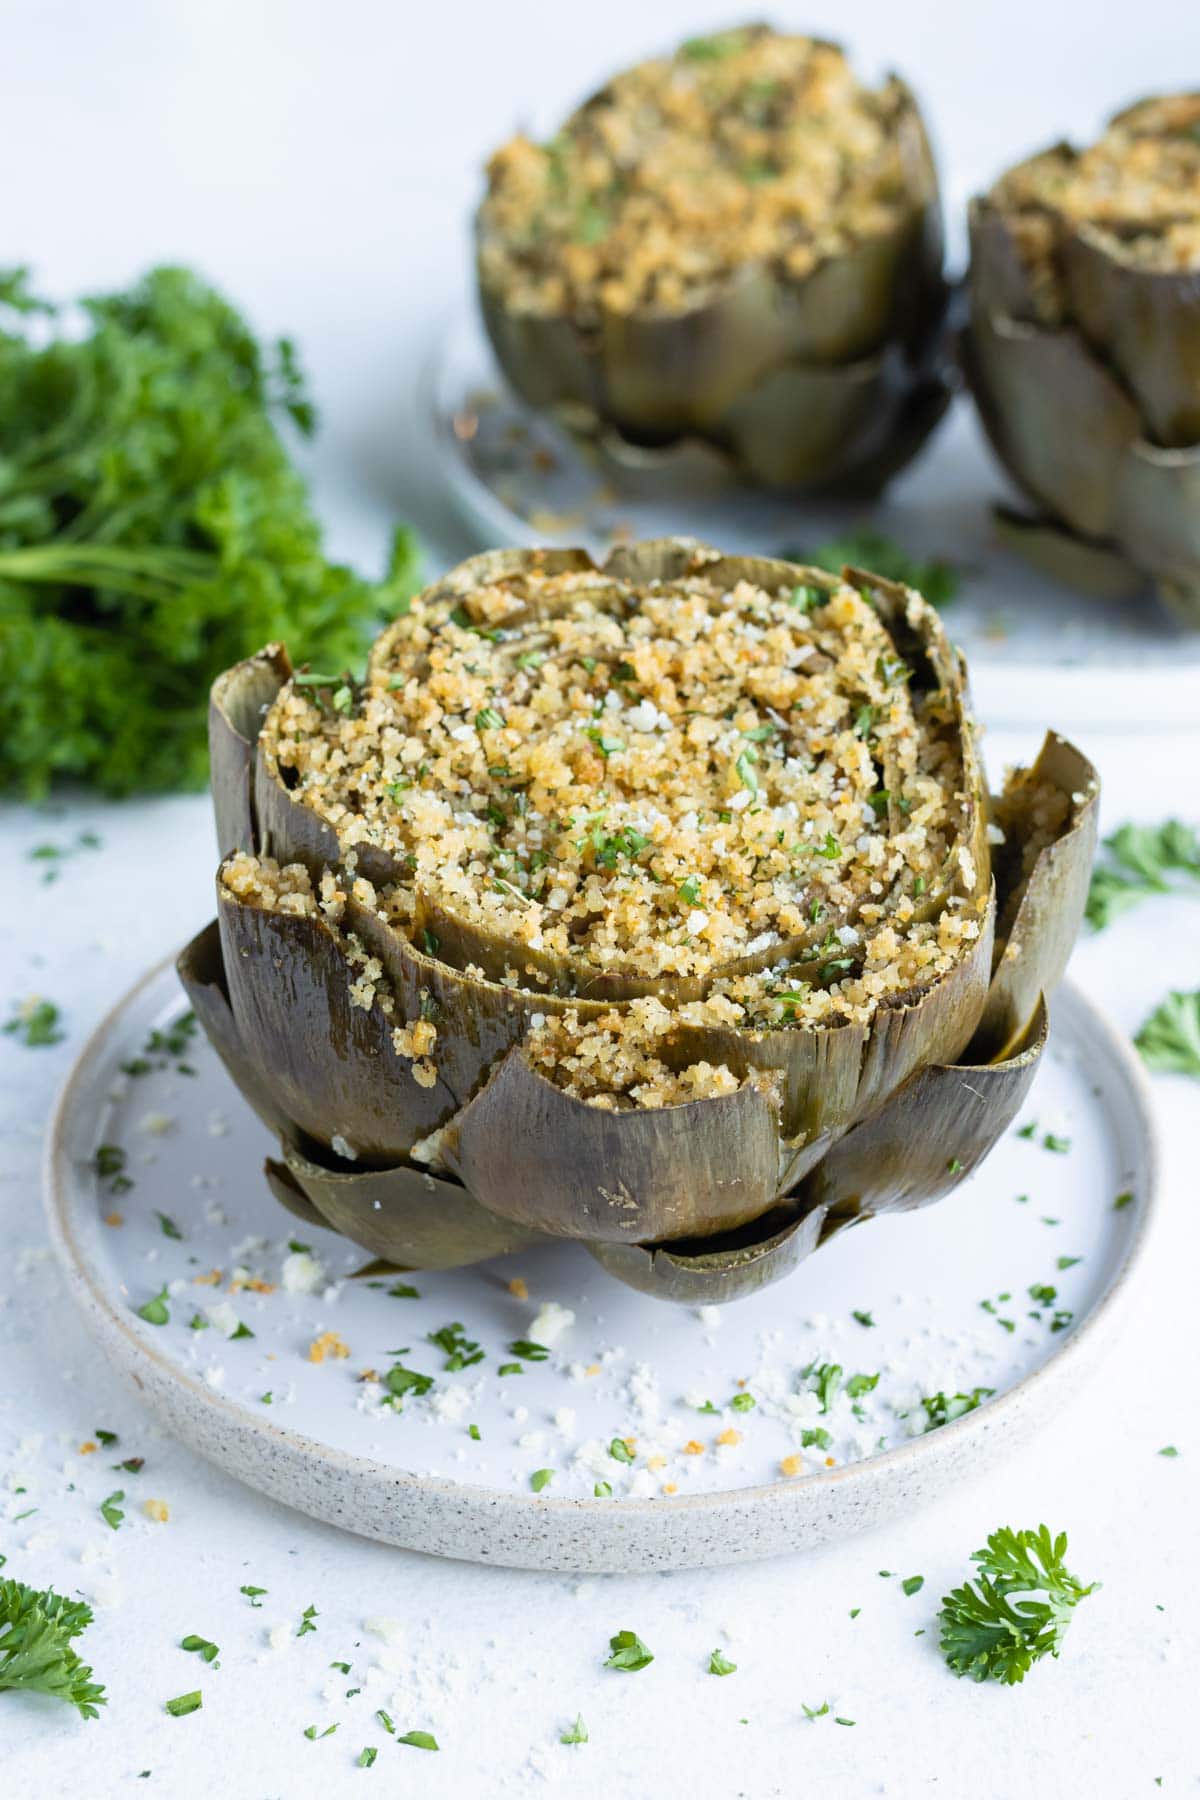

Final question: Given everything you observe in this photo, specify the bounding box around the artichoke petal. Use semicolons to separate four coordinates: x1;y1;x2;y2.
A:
271;1139;551;1269
800;997;1047;1220
991;507;1146;602
443;1048;785;1244
586;1202;829;1305
977;734;1099;1059
175;920;292;1139
216;875;457;1166
209;644;292;860
262;1156;328;1231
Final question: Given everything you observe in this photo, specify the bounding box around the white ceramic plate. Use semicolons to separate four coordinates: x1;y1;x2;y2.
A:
426;306;1200;734
45;960;1156;1573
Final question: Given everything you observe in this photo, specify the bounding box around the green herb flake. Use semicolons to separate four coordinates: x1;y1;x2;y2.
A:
468;1424;481;1441
508;1339;550;1361
852;1310;875;1328
901;1575;925;1597
593;1481;612;1498
387;1282;419;1299
608;1437;635;1464
397;1730;439;1751
180;1634;219;1664
1158;1445;1180;1457
604;1629;653;1672
427;1321;484;1370
357;1747;378;1767
530;1468;555;1493
2;998;65;1047
1114;1190;1135;1210
165;1690;202;1717
845;1372;879;1400
801;1700;830;1720
560;1713;589;1744
1085;820;1200;930
729;1392;755;1413
240;1584;267;1606
708;1649;737;1676
297;1603;318;1638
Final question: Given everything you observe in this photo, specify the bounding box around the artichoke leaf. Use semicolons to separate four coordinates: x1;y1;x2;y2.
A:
216;878;457;1167
274;1138;552;1269
443;1049;786;1244
1061;222;1200;447
209;644;292;860
262;1156;328;1232
586;1202;829;1305
176;920;293;1140
977;734;1098;1059
800;997;1047;1220
991;507;1147;602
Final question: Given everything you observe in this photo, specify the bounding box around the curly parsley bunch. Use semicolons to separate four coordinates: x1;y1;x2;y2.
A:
0;266;419;796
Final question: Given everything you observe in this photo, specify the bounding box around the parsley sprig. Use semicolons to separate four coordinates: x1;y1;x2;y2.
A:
939;1525;1098;1684
1135;989;1200;1079
0;1578;107;1718
1086;821;1200;930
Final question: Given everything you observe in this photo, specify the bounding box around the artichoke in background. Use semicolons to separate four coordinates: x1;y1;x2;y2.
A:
475;27;951;495
180;541;1097;1304
964;93;1200;622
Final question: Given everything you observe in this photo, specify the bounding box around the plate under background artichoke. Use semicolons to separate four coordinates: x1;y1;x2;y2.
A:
475;27;952;495
180;541;1097;1304
964;93;1200;623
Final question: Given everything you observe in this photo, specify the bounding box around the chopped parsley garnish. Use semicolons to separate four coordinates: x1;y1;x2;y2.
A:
852;1310;875;1328
729;1392;755;1413
165;1690;202;1717
800;1427;833;1451
154;1211;183;1240
946;1156;963;1174
180;1634;219;1664
98;1491;125;1532
357;1747;377;1767
901;1575;925;1597
0;1579;107;1717
708;1649;737;1676
735;747;759;795
497;1362;523;1378
677;875;702;906
1114;1191;1134;1210
1041;1133;1071;1154
560;1713;589;1744
593;1481;612;1498
845;1372;879;1399
608;1437;635;1464
1158;1446;1180;1458
939;1525;1097;1684
801;1700;830;1720
3;998;65;1047
94;1144;132;1191
1135;989;1200;1078
1085;820;1200;929
921;1388;995;1429
303;1723;337;1740
807;1362;842;1413
387;1281;419;1299
136;1287;170;1326
508;1339;550;1361
529;1468;554;1493
604;1630;653;1672
95;1428;118;1447
397;1730;438;1751
240;1585;267;1607
427;1321;484;1370
297;1603;318;1637
468;1424;481;1442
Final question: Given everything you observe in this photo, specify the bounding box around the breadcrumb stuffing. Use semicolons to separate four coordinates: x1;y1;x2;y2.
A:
478;28;927;317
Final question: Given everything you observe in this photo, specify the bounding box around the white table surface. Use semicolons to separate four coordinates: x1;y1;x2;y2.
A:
3;3;1198;1794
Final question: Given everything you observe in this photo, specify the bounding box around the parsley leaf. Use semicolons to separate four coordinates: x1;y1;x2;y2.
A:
1085;820;1200;930
604;1629;653;1672
782;530;961;608
1135;989;1200;1078
0;1578;107;1717
2;998;64;1047
560;1713;588;1744
939;1525;1098;1684
708;1649;737;1675
397;1730;438;1751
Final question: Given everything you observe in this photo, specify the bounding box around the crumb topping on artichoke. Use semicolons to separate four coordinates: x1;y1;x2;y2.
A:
992;93;1200;310
255;561;979;1029
478;28;923;317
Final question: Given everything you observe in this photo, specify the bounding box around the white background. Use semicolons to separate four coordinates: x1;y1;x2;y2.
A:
2;2;1198;1795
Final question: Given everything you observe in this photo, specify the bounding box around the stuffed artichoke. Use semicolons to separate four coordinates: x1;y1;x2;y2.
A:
964;93;1200;621
475;27;951;493
180;541;1097;1303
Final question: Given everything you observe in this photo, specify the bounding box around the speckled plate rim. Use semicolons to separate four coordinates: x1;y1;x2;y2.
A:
44;957;1159;1573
